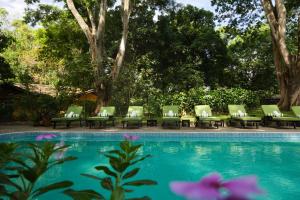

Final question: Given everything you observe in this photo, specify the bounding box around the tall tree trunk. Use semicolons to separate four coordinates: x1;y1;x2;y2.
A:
262;0;300;109
66;0;131;111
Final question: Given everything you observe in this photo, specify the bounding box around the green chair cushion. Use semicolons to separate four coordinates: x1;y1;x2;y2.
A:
163;105;180;118
123;117;143;122
231;116;261;121
97;106;115;117
127;106;144;117
292;106;300;118
162;117;181;122
51;117;80;122
87;116;109;121
272;116;300;121
228;105;247;116
122;106;143;124
198;116;222;121
261;105;282;117
51;105;83;122
195;105;212;117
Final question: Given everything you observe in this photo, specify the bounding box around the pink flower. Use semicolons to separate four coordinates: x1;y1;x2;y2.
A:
223;176;262;199
123;134;139;141
170;173;263;200
36;133;57;141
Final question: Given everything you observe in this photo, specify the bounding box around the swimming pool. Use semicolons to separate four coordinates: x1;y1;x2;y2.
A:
1;132;300;199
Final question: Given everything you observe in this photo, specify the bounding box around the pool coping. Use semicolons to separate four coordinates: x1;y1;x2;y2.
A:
2;131;300;142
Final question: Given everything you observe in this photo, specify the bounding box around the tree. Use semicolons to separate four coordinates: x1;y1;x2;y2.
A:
25;0;132;107
223;25;277;92
34;11;92;90
0;8;14;83
212;0;300;109
67;0;133;107
150;5;229;92
2;21;37;86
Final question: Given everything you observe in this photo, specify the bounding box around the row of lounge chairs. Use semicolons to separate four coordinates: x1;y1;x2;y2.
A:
51;104;300;129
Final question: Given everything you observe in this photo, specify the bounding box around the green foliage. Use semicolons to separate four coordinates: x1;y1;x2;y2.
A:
0;8;14;84
223;25;277;92
212;0;299;53
138;87;266;116
11;93;58;124
0;142;76;199
0;56;14;83
142;5;228;91
35;11;92;89
0;0;279;116
64;139;157;200
0;143;19;169
2;21;38;85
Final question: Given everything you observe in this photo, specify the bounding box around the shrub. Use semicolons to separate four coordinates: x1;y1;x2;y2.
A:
141;87;263;116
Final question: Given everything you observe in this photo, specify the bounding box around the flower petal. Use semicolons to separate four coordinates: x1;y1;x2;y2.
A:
123;134;130;140
123;134;139;141
130;135;139;141
35;134;57;141
170;179;221;200
200;173;222;187
35;135;44;141
223;176;263;198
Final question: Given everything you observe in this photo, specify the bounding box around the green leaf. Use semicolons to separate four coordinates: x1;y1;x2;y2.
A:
122;168;139;179
129;144;142;153
108;150;127;159
95;166;117;177
0;173;22;190
53;144;70;152
127;196;151;200
81;173;103;181
123;180;157;186
124;189;133;193
105;154;120;162
22;169;39;183
55;156;77;164
64;189;104;200
10;158;31;169
110;159;130;173
131;155;151;165
11;191;29;199
101;177;113;191
32;181;73;198
120;141;130;152
0;185;8;196
108;156;130;173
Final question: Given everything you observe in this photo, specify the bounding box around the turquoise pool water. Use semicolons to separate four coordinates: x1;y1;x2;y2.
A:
1;132;300;199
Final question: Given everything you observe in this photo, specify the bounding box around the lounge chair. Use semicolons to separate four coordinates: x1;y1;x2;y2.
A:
228;105;261;128
51;105;83;128
292;106;300;118
195;105;222;128
162;105;181;128
261;105;300;129
86;106;115;128
122;106;143;128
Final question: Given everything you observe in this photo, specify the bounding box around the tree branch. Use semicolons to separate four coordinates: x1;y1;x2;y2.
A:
261;0;291;67
96;0;107;40
87;7;96;35
298;14;300;58
275;0;290;66
261;0;278;41
66;0;91;41
111;0;132;80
